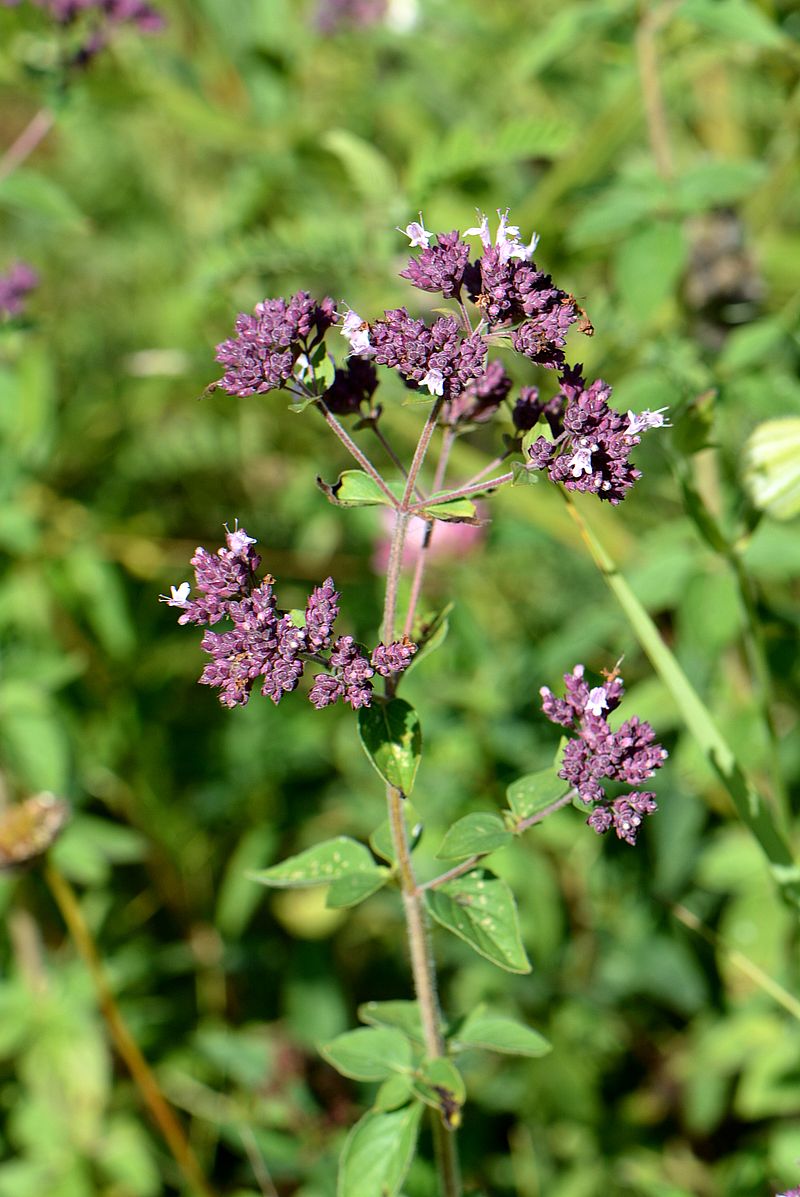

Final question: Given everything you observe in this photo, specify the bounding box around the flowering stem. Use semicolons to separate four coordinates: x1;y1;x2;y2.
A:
458;447;513;492
403;427;455;639
0;108;55;184
408;467;516;513
369;420;427;502
382;398;445;642
380;394;460;1196
45;863;217;1197
317;401;400;508
419;792;575;892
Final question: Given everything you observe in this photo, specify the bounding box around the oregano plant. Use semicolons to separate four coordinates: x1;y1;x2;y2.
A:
161;209;669;1197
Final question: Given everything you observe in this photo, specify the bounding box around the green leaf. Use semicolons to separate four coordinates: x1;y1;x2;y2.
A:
406;603;452;676
369;802;422;864
358;1001;426;1045
744;418;800;521
411;1057;465;1128
614;219;687;324
325;869;389;909
317;469;397;508
449;1007;552;1058
337;1105;422;1197
506;767;568;821
435;813;512;860
321;1028;413;1081
375;1073;414;1111
679;0;786;49
511;461;539;486
248;837;377;888
425;871;531;974
321;129;400;206
417;494;479;523
357;699;422;795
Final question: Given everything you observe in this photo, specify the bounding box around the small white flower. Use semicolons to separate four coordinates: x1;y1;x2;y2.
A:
160;581;191;607
585;686;609;717
226;522;257;554
398;213;432;248
341;309;372;356
625;407;671;437
421;367;445;396
464;210;492;248
569;443;596;478
507;229;540;262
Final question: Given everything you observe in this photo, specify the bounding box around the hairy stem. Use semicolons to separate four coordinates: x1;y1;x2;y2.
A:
382;398;444;643
45;863;217;1197
0;108;55;185
381;395;461;1196
317;400;399;508
403;427;456;639
408;467;516;512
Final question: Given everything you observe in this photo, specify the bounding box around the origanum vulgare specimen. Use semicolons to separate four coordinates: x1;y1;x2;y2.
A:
162;209;668;1197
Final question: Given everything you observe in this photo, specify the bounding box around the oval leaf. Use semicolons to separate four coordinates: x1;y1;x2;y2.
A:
506;767;568;821
326;869;389;909
358;1000;426;1045
425;871;531;974
375;1073;414;1111
418;495;479;523
337;1105;423;1197
327;469;397;508
435;813;512;860
450;1009;551;1058
321;1027;413;1081
357;698;422;795
248;836;376;889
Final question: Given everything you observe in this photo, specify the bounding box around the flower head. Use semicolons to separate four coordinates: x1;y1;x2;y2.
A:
540;663;667;845
215;292;337;397
370;309;487;400
400;230;470;299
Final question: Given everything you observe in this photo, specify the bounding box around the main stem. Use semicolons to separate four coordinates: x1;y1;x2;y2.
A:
381;398;460;1197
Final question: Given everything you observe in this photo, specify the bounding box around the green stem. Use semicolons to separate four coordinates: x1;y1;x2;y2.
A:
317;401;399;509
0;108;55;184
408;467;516;513
403;428;456;639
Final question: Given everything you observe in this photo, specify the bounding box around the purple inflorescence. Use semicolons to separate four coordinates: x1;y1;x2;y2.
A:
525;367;668;505
0;262;38;318
400;231;471;300
215;293;337;397
444;359;512;426
540;663;667;845
161;527;416;710
370;309;487;400
316;0;385;32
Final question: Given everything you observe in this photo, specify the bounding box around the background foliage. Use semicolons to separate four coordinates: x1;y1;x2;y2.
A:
1;0;799;1194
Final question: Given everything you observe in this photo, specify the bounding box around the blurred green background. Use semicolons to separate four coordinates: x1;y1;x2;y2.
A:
1;0;799;1194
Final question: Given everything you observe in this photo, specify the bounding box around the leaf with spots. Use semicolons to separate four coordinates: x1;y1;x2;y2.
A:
357;698;422;795
425;870;531;974
247;836;381;889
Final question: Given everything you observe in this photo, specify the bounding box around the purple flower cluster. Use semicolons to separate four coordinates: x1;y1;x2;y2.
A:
0;261;38;319
316;0;385;33
215;293;337;398
161;526;416;710
3;0;163;42
540;663;667;845
370;309;487;400
526;366;669;505
444;359;512;426
400;231;471;300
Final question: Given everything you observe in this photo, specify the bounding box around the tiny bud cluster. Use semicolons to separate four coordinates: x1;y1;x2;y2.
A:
161;525;416;709
215;293;336;397
540;664;668;845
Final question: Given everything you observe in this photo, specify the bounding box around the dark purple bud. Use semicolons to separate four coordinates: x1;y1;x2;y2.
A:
371;638;417;676
400;231;471;300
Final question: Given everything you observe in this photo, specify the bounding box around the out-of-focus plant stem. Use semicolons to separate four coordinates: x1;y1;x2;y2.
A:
45;862;218;1197
0;107;55;184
